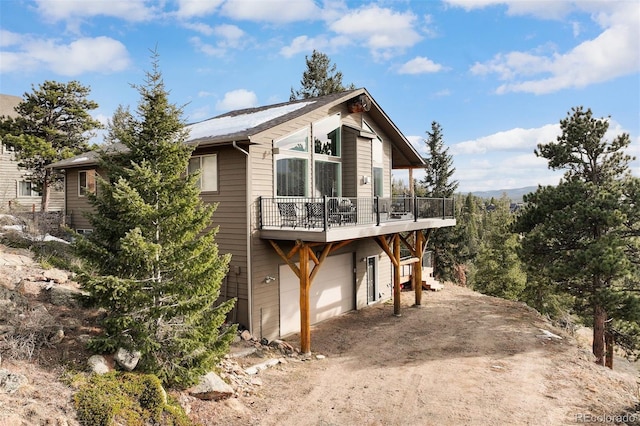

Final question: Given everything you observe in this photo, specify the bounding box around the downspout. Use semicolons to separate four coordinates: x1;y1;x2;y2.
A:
232;141;252;335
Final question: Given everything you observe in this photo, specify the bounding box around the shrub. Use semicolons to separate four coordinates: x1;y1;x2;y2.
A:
73;372;193;426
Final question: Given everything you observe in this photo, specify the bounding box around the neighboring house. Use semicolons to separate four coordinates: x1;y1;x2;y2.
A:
0;94;64;212
51;88;456;352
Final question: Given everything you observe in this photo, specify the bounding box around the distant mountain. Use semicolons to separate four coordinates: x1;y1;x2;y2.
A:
460;186;538;203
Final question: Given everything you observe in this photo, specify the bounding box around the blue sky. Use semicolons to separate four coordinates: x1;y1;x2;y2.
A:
1;0;638;193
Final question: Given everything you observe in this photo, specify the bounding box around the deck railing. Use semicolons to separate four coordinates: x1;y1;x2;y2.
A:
259;196;454;231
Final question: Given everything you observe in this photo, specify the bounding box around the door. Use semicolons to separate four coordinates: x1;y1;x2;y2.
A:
279;253;354;336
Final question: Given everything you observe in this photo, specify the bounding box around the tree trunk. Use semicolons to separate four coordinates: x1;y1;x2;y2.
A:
40;169;50;212
593;304;606;366
605;331;614;369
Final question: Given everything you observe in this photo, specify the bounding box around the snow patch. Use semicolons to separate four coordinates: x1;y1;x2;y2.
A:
187;102;315;141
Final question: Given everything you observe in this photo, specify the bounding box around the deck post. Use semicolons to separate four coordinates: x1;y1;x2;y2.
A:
393;234;401;316
299;243;311;355
414;231;424;306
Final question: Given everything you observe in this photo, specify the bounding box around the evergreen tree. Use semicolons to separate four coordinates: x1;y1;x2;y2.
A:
420;122;458;198
514;107;640;368
290;50;355;100
472;196;526;300
0;81;101;211
419;122;461;282
75;53;236;387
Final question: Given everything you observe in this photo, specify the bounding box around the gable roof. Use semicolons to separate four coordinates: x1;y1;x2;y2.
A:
50;88;424;169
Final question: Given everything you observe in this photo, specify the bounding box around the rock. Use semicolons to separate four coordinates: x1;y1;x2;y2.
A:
48;328;65;345
316;354;326;360
244;358;280;375
0;274;14;290
240;330;252;341
16;279;44;296
115;348;141;371
49;285;81;306
88;355;111;374
187;372;234;401
0;368;28;394
43;268;68;284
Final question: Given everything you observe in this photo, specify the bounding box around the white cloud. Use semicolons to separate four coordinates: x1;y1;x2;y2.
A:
444;0;575;20
190;36;225;57
451;124;560;155
34;0;156;22
0;30;22;47
0;34;130;76
279;34;351;58
175;0;224;19
398;56;443;74
221;0;320;23
182;22;216;36
431;89;451;98
215;89;258;111
462;1;640;94
188;25;247;56
330;5;422;59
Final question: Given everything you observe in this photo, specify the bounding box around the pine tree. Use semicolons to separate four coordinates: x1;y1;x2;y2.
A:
420;122;458;198
419;122;461;282
514;106;640;368
75;53;236;387
290;50;355;100
0;81;101;211
472;196;526;300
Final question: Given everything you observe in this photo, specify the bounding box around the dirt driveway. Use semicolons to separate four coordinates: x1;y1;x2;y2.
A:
192;285;639;426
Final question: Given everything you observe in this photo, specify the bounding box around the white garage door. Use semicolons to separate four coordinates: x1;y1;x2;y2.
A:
279;253;354;336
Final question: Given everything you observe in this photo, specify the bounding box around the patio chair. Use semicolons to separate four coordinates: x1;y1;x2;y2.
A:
305;202;326;228
278;202;301;228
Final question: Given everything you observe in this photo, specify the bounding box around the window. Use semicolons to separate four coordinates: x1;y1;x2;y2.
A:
275;128;308;152
78;170;96;196
315;161;340;197
365;120;385;197
313;114;340;157
277;157;307;196
18;180;39;197
373;167;383;197
273;114;342;198
188;154;218;192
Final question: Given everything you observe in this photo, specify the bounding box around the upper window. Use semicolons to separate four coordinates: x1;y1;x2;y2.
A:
313;114;340;157
273;114;342;197
275;128;308;152
78;170;96;197
188;154;218;192
18;180;39;197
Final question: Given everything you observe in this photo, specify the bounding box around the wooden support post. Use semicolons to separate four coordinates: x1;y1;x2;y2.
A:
299;244;311;355
415;230;424;306
393;234;401;316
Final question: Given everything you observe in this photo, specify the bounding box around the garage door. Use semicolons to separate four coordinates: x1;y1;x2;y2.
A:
279;253;354;336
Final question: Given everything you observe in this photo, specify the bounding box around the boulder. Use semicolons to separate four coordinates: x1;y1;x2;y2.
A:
43;268;68;284
240;330;252;341
49;285;81;306
88;355;111;374
187;372;234;401
115;348;141;371
0;368;28;394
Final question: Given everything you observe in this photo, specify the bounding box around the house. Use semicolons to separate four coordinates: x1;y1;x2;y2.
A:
0;94;64;212
51;88;456;353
